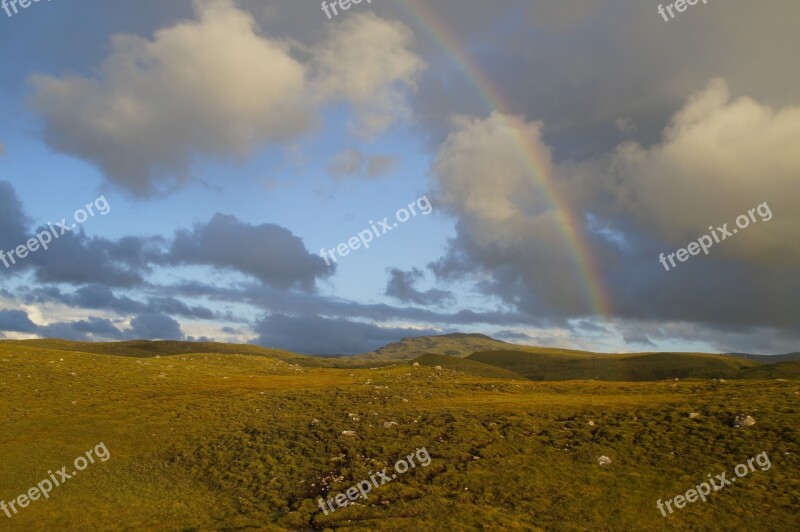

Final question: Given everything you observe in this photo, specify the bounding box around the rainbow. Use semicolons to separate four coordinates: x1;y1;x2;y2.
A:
400;0;613;319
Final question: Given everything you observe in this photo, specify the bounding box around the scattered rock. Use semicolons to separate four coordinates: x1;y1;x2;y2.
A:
588;420;595;426
341;431;357;437
311;419;320;425
732;415;756;428
412;362;420;367
597;455;612;466
776;378;787;382
688;412;701;419
435;365;443;370
383;421;398;428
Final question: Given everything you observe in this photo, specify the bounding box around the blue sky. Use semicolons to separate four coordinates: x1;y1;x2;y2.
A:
0;0;798;355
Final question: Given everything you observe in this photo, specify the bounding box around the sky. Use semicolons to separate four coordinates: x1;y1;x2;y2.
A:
0;0;798;355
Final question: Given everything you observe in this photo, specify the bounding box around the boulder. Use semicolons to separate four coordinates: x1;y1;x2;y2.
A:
732;415;756;428
597;455;612;466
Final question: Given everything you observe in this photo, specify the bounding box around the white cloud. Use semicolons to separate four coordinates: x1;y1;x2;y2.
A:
581;79;800;264
312;12;424;137
30;1;422;196
327;148;396;180
432;112;595;316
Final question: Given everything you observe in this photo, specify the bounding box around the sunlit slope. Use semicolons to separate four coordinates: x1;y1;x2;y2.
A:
0;339;331;367
344;333;512;364
737;361;800;379
0;341;797;530
468;350;762;381
410;353;525;380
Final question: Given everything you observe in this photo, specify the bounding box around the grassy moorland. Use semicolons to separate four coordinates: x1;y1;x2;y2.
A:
1;340;798;531
466;350;765;381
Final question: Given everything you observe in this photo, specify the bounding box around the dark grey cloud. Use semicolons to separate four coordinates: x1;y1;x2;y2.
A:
0;309;38;333
2;182;328;293
0;308;184;342
0;181;31;251
253;314;438;355
166;281;542;329
128;313;184;341
25;234;158;288
17;285;216;322
168;214;331;291
493;329;534;342
385;268;454;306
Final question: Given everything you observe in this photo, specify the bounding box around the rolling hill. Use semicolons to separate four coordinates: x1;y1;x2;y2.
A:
410;353;525;380
1;338;797;530
0;339;330;367
340;333;511;365
467;350;762;381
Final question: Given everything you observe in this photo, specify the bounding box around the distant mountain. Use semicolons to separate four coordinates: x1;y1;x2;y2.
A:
340;333;511;365
726;352;800;363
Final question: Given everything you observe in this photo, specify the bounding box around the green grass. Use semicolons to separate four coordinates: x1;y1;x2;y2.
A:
468;350;762;381
411;353;525;380
1;341;797;530
342;333;512;364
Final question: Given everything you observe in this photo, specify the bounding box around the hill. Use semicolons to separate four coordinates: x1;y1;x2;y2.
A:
727;352;800;363
0;339;331;367
340;333;511;365
736;361;800;379
410;353;525;380
468;350;761;381
0;340;796;530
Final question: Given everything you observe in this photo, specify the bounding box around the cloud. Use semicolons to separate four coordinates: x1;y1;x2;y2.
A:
30;0;311;196
614;118;637;135
0;307;184;342
327;149;397;180
0;182;30;254
168;213;331;291
385;268;454;306
30;2;422;196
37;285;216;320
0;309;39;333
253;314;438;355
427;82;800;337
1;181;327;292
128;312;184;340
312;12;424;136
430;112;596;318
578;79;800;265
